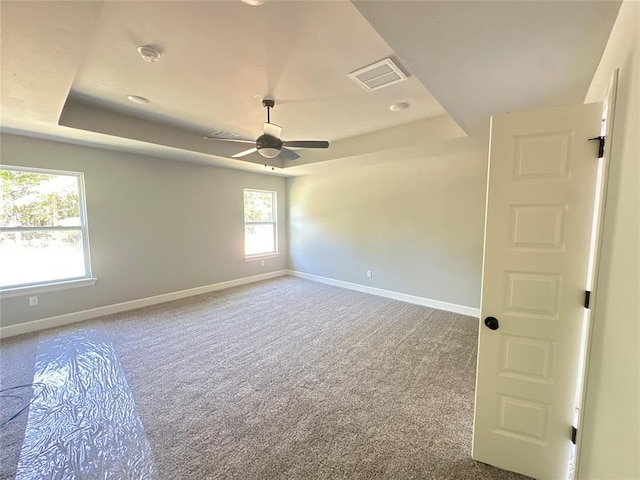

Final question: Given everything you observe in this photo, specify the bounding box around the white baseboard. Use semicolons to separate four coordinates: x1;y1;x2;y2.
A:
287;270;480;318
0;270;288;339
2;269;478;338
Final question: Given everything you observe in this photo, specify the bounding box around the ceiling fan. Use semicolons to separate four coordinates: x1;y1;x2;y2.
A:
205;99;329;161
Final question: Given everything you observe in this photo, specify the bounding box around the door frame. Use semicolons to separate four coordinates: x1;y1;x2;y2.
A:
573;69;619;479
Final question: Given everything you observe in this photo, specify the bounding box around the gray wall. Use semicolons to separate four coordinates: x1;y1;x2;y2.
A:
287;150;488;309
0;134;288;327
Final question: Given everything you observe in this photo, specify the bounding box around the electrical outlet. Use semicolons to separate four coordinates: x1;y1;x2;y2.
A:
28;296;38;307
261;260;265;267
366;270;372;278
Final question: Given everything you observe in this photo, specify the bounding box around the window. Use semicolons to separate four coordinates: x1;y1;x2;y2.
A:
243;189;277;257
0;166;93;291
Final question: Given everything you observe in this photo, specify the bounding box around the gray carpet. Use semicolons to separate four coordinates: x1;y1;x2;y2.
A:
1;276;531;479
0;333;38;480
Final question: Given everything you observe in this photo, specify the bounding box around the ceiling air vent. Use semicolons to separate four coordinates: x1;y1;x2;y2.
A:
348;58;408;92
207;129;242;139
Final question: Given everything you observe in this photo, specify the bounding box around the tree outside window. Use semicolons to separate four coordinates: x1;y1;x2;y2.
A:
244;189;277;257
0;166;92;289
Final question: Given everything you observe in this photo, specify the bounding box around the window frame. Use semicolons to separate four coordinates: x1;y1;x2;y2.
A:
243;188;279;260
0;165;96;296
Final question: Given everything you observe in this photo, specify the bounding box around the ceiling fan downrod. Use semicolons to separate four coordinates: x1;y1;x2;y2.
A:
263;99;275;124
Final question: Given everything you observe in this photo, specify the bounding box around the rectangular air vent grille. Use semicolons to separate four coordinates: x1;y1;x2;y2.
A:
348;58;408;91
207;129;242;139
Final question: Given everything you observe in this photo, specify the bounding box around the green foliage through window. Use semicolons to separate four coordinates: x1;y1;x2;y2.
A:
244;189;277;256
244;190;273;223
1;170;80;229
0;166;90;289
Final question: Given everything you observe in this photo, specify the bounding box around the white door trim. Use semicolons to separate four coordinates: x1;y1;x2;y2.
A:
573;68;619;479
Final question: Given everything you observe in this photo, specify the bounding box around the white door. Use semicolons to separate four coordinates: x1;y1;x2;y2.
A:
472;103;603;479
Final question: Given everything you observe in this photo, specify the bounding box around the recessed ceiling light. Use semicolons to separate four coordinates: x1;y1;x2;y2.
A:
242;0;265;5
137;45;161;63
127;95;150;105
389;102;410;112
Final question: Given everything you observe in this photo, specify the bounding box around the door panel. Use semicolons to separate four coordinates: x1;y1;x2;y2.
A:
472;103;602;479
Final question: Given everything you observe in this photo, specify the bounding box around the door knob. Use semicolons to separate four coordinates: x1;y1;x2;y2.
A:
484;316;499;330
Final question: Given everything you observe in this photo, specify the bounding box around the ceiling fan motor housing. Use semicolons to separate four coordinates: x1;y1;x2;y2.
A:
256;134;282;158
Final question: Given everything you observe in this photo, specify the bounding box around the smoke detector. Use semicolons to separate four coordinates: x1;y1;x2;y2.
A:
137;46;161;63
348;58;408;91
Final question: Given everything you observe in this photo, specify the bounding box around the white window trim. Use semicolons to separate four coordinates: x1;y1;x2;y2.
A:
0;277;98;298
244;253;280;262
0;165;96;292
244;188;278;258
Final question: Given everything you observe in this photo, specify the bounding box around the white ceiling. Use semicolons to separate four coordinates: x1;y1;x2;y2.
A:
0;1;621;176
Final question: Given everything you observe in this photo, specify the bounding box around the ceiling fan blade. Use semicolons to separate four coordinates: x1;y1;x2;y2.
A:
282;140;329;149
263;122;282;139
204;137;255;144
232;147;258;158
278;148;300;161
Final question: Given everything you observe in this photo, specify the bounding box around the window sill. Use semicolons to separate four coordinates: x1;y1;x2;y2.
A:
245;253;280;262
0;278;98;298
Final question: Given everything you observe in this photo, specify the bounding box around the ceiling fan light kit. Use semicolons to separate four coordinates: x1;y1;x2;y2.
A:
256;134;281;158
205;99;329;161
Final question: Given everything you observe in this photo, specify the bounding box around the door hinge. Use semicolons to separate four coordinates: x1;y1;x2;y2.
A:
589;136;605;158
571;426;578;444
584;290;591;309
